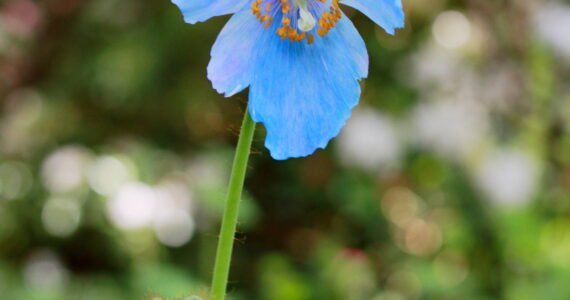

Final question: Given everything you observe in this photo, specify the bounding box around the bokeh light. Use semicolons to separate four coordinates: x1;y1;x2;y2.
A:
337;108;402;172
0;0;569;298
41;145;92;194
23;250;69;293
107;181;158;230
88;155;135;196
41;197;82;237
475;150;538;206
0;160;32;201
154;209;195;247
534;2;570;61
432;11;471;49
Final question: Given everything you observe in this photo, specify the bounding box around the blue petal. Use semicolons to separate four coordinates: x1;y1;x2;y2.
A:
207;10;263;96
341;0;405;35
171;0;249;24
248;14;369;160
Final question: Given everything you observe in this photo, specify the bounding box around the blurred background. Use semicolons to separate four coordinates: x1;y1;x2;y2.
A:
1;0;570;299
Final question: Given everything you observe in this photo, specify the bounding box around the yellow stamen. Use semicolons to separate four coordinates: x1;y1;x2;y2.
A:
251;0;342;44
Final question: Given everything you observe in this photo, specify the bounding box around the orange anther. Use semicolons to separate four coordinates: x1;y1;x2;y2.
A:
308;34;315;44
251;0;342;44
264;16;274;28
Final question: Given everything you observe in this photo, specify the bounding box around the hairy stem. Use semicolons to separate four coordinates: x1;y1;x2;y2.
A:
210;106;256;300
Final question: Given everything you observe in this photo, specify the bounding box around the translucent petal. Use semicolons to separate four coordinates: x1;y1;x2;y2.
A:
341;0;405;34
171;0;249;24
208;10;368;159
249;14;368;159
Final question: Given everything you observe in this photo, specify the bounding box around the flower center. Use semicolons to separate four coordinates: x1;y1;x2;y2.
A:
297;5;316;32
251;0;342;44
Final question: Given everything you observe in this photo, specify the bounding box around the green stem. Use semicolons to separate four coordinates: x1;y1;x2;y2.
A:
210;106;256;300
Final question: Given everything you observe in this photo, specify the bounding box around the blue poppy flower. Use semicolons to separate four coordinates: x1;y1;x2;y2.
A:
172;0;405;160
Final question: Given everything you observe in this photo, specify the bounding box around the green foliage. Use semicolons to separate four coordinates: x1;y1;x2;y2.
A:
0;0;569;299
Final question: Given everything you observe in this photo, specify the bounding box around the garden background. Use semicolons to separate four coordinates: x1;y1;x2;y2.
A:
1;0;570;299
